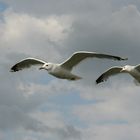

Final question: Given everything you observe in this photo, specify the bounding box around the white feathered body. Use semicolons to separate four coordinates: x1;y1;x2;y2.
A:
129;67;140;83
48;64;81;80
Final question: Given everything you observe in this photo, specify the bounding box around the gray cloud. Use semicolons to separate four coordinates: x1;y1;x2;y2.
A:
48;125;81;140
2;0;111;16
0;0;140;140
0;105;81;139
0;105;44;131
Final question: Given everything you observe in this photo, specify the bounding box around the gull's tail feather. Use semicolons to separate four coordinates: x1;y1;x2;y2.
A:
69;75;82;81
133;79;140;86
121;57;128;61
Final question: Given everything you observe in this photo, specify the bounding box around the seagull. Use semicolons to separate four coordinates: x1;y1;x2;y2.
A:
96;65;140;84
10;51;127;80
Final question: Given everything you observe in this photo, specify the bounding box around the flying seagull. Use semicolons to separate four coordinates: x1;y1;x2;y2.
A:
10;51;127;80
96;65;140;84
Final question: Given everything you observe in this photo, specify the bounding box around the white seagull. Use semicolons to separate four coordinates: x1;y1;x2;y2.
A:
10;51;127;81
96;65;140;84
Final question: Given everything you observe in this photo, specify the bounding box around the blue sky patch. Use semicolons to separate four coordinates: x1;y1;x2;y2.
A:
97;119;128;125
0;2;7;12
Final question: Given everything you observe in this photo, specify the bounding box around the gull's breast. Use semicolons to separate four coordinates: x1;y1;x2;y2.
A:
49;65;73;79
130;69;140;82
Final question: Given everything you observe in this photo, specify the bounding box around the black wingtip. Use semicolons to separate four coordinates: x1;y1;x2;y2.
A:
96;79;99;84
10;69;14;72
10;68;18;72
10;65;19;72
115;57;128;61
96;79;102;84
121;57;128;61
10;69;19;72
96;74;105;84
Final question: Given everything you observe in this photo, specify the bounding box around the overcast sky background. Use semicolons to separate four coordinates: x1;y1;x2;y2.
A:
1;0;140;140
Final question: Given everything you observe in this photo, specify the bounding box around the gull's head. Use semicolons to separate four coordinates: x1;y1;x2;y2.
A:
39;63;53;71
121;65;131;72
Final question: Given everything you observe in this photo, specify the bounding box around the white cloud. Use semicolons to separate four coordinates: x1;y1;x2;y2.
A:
2;11;72;42
28;111;81;140
1;1;140;140
79;124;140;140
72;84;140;140
0;10;73;63
73;84;140;125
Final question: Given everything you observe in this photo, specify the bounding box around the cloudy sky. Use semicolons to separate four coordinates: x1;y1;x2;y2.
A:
1;0;140;140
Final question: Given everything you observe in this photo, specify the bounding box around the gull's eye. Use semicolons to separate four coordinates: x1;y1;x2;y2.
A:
46;64;48;67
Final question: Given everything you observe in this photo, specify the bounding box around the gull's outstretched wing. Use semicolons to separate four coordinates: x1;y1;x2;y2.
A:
96;66;123;84
60;51;127;70
10;57;46;72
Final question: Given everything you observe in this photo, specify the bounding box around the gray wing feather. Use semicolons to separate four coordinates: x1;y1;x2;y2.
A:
135;64;140;72
10;57;46;72
96;67;123;84
60;51;127;70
